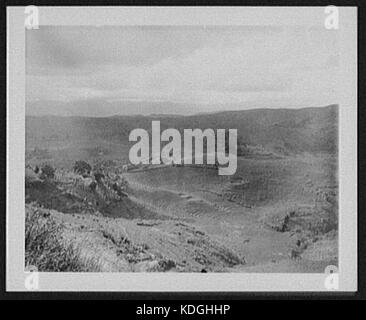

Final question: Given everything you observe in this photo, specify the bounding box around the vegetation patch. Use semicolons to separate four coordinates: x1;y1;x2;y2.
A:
25;205;98;271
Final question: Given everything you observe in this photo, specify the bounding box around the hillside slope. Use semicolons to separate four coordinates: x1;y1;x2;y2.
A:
26;104;338;155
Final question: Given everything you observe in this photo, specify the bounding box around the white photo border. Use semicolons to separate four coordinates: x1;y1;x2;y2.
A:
6;6;357;292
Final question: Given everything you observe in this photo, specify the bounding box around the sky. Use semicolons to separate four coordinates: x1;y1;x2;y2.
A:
26;25;340;115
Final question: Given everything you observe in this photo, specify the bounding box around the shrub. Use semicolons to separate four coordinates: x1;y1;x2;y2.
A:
73;160;92;176
94;172;105;183
40;164;55;180
25;168;39;187
25;207;87;271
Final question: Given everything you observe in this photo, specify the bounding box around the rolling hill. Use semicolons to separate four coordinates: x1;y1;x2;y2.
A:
26;104;338;156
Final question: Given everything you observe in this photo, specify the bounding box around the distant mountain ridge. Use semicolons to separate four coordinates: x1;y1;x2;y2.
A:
26;104;338;155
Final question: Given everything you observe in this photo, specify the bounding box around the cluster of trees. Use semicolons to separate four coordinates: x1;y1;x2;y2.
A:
73;160;106;182
33;160;127;191
30;161;94;181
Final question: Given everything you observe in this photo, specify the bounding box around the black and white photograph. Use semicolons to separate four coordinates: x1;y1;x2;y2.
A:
5;6;357;293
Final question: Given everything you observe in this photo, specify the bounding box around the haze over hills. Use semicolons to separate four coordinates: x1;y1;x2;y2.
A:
26;104;338;155
26;99;335;117
27;100;202;117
